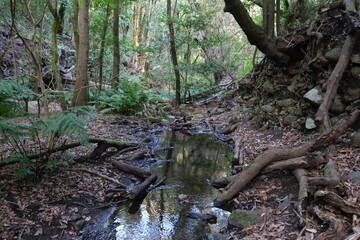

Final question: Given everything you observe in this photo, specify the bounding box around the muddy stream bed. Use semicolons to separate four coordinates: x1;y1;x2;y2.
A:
81;130;234;240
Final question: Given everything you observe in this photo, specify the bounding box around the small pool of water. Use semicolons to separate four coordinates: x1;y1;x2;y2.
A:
113;131;232;240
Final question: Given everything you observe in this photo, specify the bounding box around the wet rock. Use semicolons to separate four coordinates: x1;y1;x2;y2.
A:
305;117;316;130
277;99;295;108
347;171;360;184
324;47;341;62
283;115;297;126
330;95;345;113
261;104;273;113
74;220;85;231
351;54;360;64
303;87;323;105
82;208;90;215
351;67;360;80
70;213;82;222
263;80;275;93
351;131;360;147
228;210;261;229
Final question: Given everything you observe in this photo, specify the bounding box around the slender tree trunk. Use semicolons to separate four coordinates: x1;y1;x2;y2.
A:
140;0;155;74
98;5;110;92
276;0;281;36
112;0;120;89
48;0;67;111
132;1;142;69
72;0;79;53
167;0;181;106
72;0;89;106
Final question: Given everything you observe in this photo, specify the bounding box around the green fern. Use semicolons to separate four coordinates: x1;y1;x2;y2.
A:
41;159;66;169
0;118;27;142
3;155;29;165
43;113;89;145
13;167;35;181
0;79;37;101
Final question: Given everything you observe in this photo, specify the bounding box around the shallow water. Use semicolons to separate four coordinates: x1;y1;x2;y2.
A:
113;131;232;240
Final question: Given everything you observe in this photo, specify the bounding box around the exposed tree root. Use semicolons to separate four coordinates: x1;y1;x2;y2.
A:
292;168;308;226
308;145;340;187
213;109;359;207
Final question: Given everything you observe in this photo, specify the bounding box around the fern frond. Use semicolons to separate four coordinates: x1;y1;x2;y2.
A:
3;155;29;164
0;118;27;142
13;167;34;181
0;80;37;100
44;113;89;144
41;159;66;169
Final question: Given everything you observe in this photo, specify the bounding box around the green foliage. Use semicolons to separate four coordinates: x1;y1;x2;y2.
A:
0;79;38;117
0;109;90;181
97;81;148;115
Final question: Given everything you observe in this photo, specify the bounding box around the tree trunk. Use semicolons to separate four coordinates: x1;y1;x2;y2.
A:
167;0;181;106
112;0;120;89
132;1;142;69
48;0;67;111
71;0;79;53
72;0;89;106
223;0;290;64
98;4;110;92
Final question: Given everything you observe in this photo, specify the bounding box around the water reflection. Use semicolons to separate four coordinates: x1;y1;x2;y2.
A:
114;131;232;240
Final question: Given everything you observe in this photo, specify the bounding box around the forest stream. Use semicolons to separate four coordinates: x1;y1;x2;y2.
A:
81;131;233;240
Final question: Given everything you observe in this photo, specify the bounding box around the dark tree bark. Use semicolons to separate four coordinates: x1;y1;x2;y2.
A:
167;0;181;106
224;0;290;64
98;4;110;92
112;0;120;89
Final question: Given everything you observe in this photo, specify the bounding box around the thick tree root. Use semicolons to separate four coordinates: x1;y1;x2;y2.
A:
213;110;359;207
292;168;308;227
308;145;340;187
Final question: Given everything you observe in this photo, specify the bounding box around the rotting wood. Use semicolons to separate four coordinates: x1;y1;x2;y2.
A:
315;190;360;215
128;174;157;199
213;110;359;207
111;159;151;179
311;205;351;240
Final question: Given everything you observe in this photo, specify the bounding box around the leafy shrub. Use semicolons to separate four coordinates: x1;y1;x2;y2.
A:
97;81;148;115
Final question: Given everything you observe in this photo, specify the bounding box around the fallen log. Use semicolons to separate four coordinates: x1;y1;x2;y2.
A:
128;174;157;199
111;159;151;179
213;110;359;207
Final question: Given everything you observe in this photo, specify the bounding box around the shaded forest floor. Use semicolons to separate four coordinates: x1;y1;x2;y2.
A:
0;99;359;239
